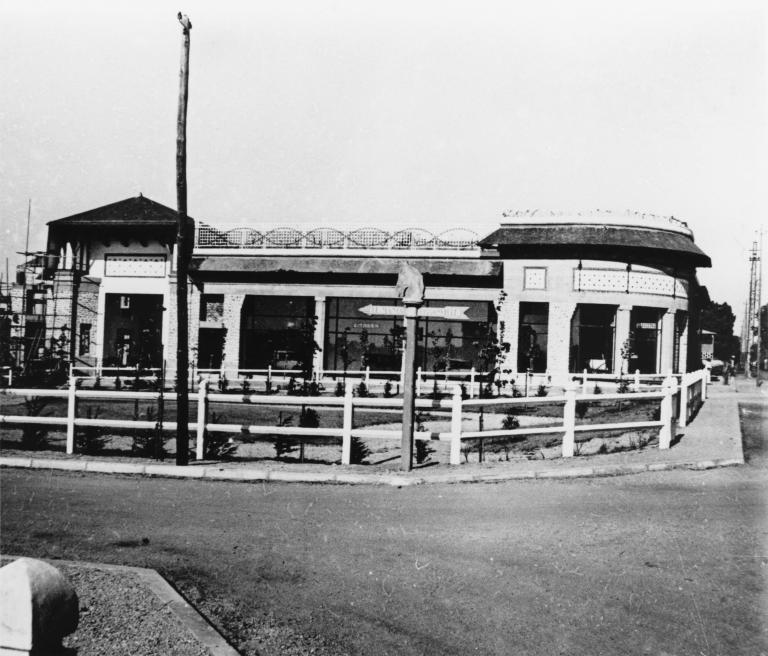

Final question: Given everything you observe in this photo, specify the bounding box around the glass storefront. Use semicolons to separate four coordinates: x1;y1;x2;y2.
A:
103;293;164;368
629;307;664;373
569;304;616;372
517;302;548;372
324;297;497;373
239;296;316;371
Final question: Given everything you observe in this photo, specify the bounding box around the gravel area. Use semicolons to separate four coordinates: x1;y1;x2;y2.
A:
1;558;211;656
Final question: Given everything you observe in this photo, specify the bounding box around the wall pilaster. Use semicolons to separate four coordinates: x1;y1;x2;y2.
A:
221;294;245;372
613;305;632;375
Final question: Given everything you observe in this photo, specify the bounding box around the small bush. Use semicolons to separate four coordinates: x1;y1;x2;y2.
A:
350;436;370;464
218;375;228;393
75;406;109;455
200;411;238;460
502;412;520;430
575;401;590;419
415;439;433;464
241;378;250;393
286;377;298;395
356;381;369;398
593;384;603;395
274;412;296;459
535;384;548;397
511;385;523;398
617;378;630;394
132;406;167;460
334;381;345;397
20;397;50;450
383;380;393;397
299;406;320;428
264;378;273;394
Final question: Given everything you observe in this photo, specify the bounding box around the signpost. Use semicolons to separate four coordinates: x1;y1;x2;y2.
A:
365;263;469;471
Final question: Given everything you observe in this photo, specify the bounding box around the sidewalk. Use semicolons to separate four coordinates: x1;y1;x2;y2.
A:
0;382;744;485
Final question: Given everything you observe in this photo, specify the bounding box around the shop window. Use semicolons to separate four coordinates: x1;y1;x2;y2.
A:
323;298;497;373
239;296;316;371
569;305;616;372
629;307;664;373
517;302;548;372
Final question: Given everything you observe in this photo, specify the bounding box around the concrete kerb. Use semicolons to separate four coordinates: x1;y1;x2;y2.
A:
0;556;240;656
0;455;744;484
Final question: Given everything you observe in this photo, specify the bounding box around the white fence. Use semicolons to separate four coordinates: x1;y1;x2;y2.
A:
0;369;708;467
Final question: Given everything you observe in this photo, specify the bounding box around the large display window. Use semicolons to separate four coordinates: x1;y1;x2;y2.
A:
517;302;548;372
239;296;316;371
324;297;497;373
629;307;664;373
569;304;616;373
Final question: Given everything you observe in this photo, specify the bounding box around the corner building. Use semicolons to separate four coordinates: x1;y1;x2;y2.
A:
37;198;710;387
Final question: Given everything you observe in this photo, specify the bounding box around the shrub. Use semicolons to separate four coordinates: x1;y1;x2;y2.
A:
415;439;433;464
593;384;603;395
286;377;298;395
274;412;296;459
303;380;321;396
511;384;523;398
356;381;369;398
218;375;228;393
383;380;393;397
350;436;370;464
617;378;630;394
132;406;167;460
334;381;345;397
75;406;109;455
241;378;250;393
299;406;320;428
536;384;548;397
502;411;520;430
199;411;238;460
575;401;590;419
19;397;50;450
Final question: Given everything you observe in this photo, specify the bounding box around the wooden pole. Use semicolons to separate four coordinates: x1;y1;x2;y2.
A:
175;13;192;466
400;302;420;471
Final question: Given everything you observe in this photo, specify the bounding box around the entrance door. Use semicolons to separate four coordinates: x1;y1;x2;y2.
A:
103;294;164;368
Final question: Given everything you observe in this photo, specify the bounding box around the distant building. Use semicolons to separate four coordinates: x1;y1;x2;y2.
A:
3;196;712;386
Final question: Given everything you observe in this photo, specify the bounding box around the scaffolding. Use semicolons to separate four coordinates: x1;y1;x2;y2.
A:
0;251;77;383
740;233;763;376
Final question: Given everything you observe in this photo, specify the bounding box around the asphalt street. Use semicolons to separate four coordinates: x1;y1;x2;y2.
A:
1;386;766;656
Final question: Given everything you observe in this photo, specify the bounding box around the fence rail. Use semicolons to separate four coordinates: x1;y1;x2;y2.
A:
0;369;708;467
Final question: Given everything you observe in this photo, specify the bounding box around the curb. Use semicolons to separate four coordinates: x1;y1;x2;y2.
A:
0;556;240;656
0;455;745;485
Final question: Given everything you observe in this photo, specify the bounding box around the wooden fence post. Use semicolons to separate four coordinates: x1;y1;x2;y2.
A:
416;367;423;397
469;367;476;398
449;385;463;465
659;377;675;449
196;377;208;460
365;366;371;386
582;369;588;394
678;372;689;429
341;386;353;465
562;380;577;458
66;377;77;455
701;368;707;402
634;369;640;391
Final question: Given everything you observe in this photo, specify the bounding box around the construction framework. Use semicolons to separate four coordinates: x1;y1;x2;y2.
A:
740;233;764;377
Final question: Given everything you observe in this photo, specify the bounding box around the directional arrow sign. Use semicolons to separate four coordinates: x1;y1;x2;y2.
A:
359;304;470;320
359;305;405;317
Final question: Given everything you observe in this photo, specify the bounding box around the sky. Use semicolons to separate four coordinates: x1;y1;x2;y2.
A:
1;0;766;331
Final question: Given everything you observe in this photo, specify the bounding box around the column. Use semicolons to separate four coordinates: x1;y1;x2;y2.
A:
188;286;201;372
546;302;576;386
221;294;245;372
313;296;326;378
613;305;632;375
660;309;676;374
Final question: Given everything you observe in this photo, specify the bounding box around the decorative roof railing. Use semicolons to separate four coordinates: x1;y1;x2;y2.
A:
195;224;480;251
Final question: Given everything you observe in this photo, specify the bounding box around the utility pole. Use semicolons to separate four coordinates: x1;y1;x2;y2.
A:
175;12;192;465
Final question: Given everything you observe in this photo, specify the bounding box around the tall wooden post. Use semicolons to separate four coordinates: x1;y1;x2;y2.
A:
175;13;192;466
400;302;420;471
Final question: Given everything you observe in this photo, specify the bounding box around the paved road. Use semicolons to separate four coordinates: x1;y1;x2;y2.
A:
1;388;766;656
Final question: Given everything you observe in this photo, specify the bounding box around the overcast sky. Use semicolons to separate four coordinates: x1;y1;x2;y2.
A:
1;0;765;331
